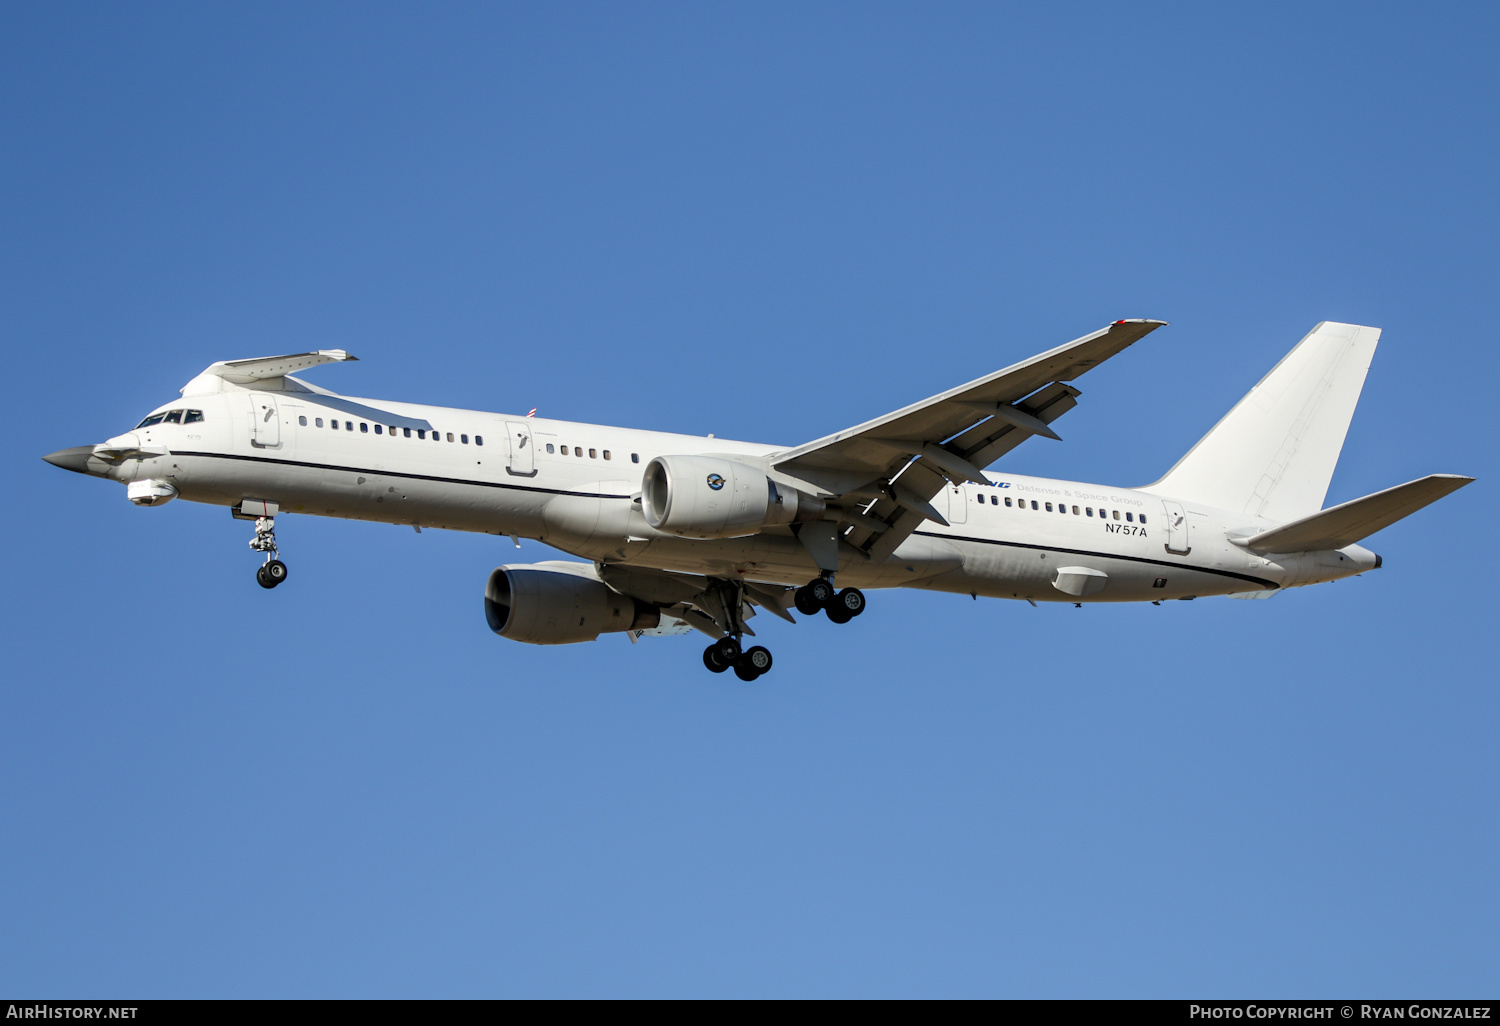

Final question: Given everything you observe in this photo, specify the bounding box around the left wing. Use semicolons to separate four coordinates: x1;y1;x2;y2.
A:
772;319;1166;562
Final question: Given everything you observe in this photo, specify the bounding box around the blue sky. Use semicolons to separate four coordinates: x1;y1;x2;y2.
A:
3;2;1496;997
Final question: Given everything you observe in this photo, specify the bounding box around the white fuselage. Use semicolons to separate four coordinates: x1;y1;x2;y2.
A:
98;387;1379;603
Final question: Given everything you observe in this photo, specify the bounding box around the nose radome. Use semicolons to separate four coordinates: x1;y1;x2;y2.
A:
43;446;101;475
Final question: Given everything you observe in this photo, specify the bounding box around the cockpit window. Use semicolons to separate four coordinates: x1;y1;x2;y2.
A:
137;409;204;428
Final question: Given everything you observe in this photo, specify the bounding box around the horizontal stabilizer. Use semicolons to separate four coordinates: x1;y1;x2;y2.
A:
1237;474;1473;553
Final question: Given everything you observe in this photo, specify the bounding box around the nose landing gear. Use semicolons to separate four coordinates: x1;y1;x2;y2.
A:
249;515;288;589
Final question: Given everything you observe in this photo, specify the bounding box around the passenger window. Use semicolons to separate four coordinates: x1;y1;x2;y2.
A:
346;421;353;431
1086;507;1093;517
446;433;454;442
576;447;584;457
331;420;339;430
403;428;411;438
1126;512;1134;522
1139;514;1147;524
560;445;568;455
475;436;483;446
631;453;640;463
361;423;369;433
1072;505;1079;515
298;416;307;426
136;413;166;428
977;494;984;504
546;443;555;453
1030;500;1038;510
1112;510;1120;520
315;418;324;428
375;425;383;435
1045;502;1053;512
588;448;596;458
164;410;183;424
183;410;204;424
461;434;469;444
989;495;996;505
603;450;611;460
1004;497;1012;507
416;429;425;439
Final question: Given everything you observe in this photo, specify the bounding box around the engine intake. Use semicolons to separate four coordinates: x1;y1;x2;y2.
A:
485;562;659;645
641;455;825;539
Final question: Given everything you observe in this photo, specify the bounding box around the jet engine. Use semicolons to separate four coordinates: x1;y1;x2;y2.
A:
641;455;826;539
485;561;660;645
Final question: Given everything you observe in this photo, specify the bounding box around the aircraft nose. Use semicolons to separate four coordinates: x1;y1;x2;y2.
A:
43;446;102;475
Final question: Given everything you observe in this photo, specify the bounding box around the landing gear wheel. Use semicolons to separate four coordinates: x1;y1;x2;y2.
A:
808;578;835;607
703;644;731;673
256;565;274;589
794;585;822;615
733;646;772;681
835;587;865;617
263;559;288;587
713;636;741;663
826;602;853;624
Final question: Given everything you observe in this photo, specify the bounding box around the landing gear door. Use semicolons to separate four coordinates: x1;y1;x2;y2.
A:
250;394;281;449
505;421;536;476
1163;500;1191;554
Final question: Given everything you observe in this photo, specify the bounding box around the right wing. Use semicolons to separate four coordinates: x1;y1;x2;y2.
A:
772;319;1167;562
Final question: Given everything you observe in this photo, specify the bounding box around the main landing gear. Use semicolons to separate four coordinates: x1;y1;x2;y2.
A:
697;576;864;681
793;577;865;624
702;636;774;681
250;516;288;589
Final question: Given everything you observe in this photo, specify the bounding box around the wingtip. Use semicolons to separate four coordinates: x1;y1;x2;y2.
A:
1112;318;1169;327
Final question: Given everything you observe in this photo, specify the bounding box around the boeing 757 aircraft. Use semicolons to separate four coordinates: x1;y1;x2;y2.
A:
44;320;1471;680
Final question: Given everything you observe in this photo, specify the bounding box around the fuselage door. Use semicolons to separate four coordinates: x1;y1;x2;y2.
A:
506;421;536;476
250;394;281;449
943;484;968;525
1163;499;1191;554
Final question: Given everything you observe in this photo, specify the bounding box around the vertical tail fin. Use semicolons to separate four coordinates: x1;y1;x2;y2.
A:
1148;322;1380;521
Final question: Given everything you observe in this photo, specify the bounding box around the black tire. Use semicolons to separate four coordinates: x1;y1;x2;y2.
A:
743;646;772;674
264;559;288;586
703;644;730;673
714;636;741;663
256;565;275;589
836;587;865;617
826;602;853;624
733;659;760;681
793;586;822;616
808;578;835;607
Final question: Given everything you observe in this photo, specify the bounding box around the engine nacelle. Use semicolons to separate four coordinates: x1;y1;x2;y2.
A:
641;455;825;539
485;561;659;645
